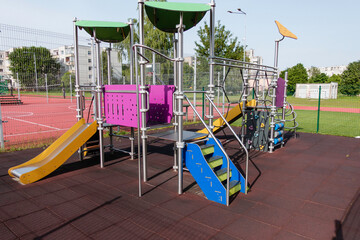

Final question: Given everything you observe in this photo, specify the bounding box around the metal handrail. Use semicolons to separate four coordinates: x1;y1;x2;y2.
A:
205;95;249;195
211;62;277;74
133;44;176;64
212;56;278;70
184;95;231;206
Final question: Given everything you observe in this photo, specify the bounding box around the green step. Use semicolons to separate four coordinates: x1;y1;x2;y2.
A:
216;168;232;182
200;144;214;155
229;180;241;196
207;155;223;169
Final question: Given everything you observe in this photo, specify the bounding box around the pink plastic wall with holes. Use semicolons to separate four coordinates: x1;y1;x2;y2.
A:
103;85;175;128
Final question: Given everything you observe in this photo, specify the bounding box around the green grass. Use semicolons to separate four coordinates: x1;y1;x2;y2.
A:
287;95;360;109
231;110;360;137
188;93;360;109
293;110;360;137
20;91;93;98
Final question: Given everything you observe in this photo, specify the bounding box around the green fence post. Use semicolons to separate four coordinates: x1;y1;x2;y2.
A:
202;87;205;120
316;85;321;133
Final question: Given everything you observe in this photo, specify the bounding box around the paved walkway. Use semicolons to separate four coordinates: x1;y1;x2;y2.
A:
0;129;359;239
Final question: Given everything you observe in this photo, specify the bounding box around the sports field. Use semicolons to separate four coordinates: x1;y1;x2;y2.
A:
1;95;92;148
1;93;359;149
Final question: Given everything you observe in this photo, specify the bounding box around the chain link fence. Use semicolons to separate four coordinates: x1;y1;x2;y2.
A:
1;23;358;150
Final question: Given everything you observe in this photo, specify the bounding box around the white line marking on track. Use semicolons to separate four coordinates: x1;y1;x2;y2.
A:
7;117;61;130
5;128;70;137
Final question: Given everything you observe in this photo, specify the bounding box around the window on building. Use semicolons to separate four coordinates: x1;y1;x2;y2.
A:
88;59;91;63
88;51;91;55
89;75;92;79
61;51;64;54
0;60;3;65
0;69;3;72
88;66;92;71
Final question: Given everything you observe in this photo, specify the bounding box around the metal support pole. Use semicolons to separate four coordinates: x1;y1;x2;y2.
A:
269;74;277;153
241;69;248;143
129;19;134;85
173;33;178;169
152;52;156;85
33;53;38;92
176;13;185;195
45;74;48;104
139;0;148;182
107;43;112;85
70;75;73;103
208;0;216;130
73;18;83;161
94;30;105;168
269;37;282;153
134;45;142;197
0;103;4;149
16;73;20;101
281;72;288;147
130;127;135;160
193;55;197;121
222;61;225;114
317;85;321;133
217;72;220;106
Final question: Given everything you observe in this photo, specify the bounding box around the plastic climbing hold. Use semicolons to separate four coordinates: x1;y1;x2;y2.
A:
274;137;283;145
274;130;283;138
248;125;254;131
260;145;264;150
274;122;284;130
260;123;265;128
254;115;259;120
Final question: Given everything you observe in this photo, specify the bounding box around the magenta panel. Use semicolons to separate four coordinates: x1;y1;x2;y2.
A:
275;78;285;108
103;85;175;128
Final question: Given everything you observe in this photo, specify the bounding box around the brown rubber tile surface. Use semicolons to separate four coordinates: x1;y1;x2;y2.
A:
0;130;359;239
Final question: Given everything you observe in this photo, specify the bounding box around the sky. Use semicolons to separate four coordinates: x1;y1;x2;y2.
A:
1;0;359;70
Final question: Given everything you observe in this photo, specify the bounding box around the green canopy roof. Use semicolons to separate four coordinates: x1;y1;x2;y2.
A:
75;20;130;43
145;2;210;33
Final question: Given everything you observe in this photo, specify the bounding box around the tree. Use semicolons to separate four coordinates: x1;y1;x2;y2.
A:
340;61;360;96
113;0;174;81
310;73;329;83
328;74;341;84
61;72;75;88
308;66;320;79
280;63;308;94
195;20;245;61
9;46;61;86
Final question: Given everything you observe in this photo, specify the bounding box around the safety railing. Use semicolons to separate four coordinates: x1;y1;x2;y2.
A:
205;94;249;195
184;93;249;205
184;95;231;206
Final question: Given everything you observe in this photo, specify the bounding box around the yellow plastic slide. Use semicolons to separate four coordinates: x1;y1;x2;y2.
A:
197;99;256;135
8;119;98;184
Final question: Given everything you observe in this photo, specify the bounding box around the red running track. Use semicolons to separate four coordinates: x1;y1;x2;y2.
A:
1;95;358;148
293;105;360;113
1;96;90;147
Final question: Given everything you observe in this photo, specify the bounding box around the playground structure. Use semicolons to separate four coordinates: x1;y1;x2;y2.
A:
8;0;298;206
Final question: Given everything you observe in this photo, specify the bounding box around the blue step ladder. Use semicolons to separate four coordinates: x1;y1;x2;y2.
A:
183;94;249;206
184;138;246;205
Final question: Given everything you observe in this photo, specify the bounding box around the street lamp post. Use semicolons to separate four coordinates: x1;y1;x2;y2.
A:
228;8;246;62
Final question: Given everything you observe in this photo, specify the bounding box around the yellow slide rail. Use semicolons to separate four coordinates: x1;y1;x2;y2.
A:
197;99;256;135
8;119;98;184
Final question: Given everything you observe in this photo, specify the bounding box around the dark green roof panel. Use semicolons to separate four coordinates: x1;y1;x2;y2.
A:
145;2;210;33
75;20;130;43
